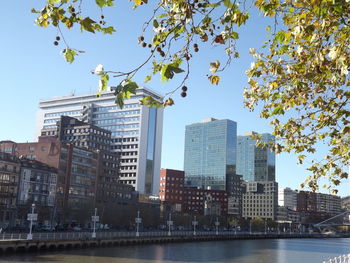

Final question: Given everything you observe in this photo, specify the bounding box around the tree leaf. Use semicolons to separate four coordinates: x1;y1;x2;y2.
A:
80;17;96;33
63;48;77;63
161;62;184;82
208;75;220;85
210;61;220;73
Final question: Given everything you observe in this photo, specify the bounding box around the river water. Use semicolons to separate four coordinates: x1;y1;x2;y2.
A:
0;238;349;263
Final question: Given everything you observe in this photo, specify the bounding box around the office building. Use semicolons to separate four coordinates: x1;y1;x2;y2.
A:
184;118;238;191
242;181;278;220
40;116;128;205
278;187;297;211
36;88;164;195
237;131;275;182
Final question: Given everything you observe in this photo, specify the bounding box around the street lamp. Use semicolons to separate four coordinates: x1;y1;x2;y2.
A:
27;203;37;240
167;213;173;236
289;222;292;235
249;220;252;235
265;219;267;235
192;216;198;236
215;217;220;235
91;208;99;238
135;211;142;237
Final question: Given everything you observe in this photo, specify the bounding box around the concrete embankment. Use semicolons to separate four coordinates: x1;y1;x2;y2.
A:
0;233;348;254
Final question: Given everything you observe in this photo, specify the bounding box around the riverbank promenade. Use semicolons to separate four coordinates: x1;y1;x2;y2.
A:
0;230;349;254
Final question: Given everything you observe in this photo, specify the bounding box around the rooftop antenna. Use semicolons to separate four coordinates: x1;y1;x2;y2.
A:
71;89;76;96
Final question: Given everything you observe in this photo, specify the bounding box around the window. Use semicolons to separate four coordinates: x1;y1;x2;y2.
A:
29;146;35;152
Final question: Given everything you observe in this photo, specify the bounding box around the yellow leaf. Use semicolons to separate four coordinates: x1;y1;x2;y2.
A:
132;0;147;6
210;61;220;73
208;75;220;85
134;0;141;5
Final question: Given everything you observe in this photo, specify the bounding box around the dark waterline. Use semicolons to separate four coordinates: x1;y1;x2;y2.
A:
1;238;349;263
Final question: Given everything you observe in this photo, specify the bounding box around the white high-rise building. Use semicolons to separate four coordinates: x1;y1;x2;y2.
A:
278;187;297;211
36;88;164;196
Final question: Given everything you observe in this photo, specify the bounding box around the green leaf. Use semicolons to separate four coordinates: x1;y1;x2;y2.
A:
47;0;61;4
95;0;114;8
160;61;184;82
271;107;285;115
139;96;163;108
275;30;286;43
223;0;233;8
102;26;116;34
63;48;77;63
80;17;96;33
145;75;152;83
115;93;124;108
123;81;138;94
230;32;239;39
98;73;109;94
153;19;159;28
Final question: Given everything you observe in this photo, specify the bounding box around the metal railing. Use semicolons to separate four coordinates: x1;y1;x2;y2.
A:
323;254;350;263
0;230;329;242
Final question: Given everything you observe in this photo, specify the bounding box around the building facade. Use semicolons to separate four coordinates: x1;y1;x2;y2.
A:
242;181;278;220
237;132;275;182
159;168;228;216
36;88;163;195
0;141;98;214
184;118;237;191
297;191;341;217
159;169;184;212
278;187;297;211
0;153;20;227
341;196;350;210
40;116;130;205
18;159;57;207
182;188;228;216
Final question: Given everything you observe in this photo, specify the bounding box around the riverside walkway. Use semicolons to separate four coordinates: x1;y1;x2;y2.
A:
0;231;349;254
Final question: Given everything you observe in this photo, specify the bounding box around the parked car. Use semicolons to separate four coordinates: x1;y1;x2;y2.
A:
73;226;82;231
40;225;54;231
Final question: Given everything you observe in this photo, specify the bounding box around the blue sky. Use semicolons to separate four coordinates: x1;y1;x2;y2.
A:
1;1;348;196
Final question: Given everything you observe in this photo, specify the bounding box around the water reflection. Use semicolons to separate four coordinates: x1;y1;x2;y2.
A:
0;238;349;263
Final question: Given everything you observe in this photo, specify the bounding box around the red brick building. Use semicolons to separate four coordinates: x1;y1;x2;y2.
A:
182;188;228;216
159;169;228;216
159;169;184;212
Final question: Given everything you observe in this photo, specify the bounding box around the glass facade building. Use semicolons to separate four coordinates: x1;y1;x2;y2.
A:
236;132;275;182
184;118;237;191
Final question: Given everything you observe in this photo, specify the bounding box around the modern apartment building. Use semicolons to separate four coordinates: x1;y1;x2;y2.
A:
242;181;278;220
278;187;297;211
184;118;238;191
237;131;275;182
36;88;164;195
